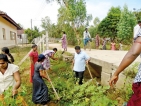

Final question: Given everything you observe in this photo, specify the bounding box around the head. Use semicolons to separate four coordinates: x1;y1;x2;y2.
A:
63;31;66;34
85;28;88;32
32;44;37;51
75;46;81;54
38;54;46;62
53;48;57;53
0;54;8;69
138;21;141;26
1;47;9;54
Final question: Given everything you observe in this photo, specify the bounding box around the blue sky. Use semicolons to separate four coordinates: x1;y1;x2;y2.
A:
0;0;140;30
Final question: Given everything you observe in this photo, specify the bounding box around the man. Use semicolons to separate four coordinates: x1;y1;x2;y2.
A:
134;21;141;41
83;28;91;50
109;22;141;106
73;46;90;85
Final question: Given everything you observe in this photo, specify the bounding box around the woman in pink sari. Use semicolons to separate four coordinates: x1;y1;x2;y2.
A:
111;40;116;50
42;48;58;70
61;31;67;54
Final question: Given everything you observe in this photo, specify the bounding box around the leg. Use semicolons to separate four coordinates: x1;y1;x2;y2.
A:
74;71;79;84
78;71;84;85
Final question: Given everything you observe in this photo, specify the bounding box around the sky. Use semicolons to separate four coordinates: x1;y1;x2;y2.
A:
0;0;141;30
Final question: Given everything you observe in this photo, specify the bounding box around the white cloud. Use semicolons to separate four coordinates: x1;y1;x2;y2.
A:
86;1;112;24
0;0;112;29
0;0;60;30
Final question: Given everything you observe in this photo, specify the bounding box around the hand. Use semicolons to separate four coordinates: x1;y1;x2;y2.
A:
12;89;18;96
86;60;89;64
109;75;119;87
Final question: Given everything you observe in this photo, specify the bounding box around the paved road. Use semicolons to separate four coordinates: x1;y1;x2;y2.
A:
49;43;141;66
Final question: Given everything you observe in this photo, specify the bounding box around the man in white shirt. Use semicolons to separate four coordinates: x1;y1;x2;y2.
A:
73;46;90;85
134;21;141;41
83;28;91;50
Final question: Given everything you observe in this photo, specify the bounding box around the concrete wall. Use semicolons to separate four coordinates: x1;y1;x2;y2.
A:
0;16;17;48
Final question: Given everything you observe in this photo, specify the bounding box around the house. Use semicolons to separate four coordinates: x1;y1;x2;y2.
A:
17;29;29;44
0;10;22;48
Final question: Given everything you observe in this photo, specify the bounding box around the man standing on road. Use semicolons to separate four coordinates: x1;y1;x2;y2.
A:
83;28;91;50
72;46;90;85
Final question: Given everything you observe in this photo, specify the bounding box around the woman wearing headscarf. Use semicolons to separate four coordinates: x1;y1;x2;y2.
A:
32;54;50;106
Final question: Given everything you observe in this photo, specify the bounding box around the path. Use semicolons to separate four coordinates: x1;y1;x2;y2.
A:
49;43;141;67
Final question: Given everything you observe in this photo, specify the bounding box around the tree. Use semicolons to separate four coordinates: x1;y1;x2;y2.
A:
117;5;136;41
93;17;100;27
24;26;42;43
98;6;121;39
133;8;141;21
46;0;92;45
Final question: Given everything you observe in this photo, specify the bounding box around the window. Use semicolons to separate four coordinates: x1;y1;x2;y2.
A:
10;31;16;40
2;28;6;40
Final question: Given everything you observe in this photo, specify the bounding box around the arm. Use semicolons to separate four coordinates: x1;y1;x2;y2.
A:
39;70;50;81
109;37;141;86
61;35;64;40
50;53;58;60
13;71;21;95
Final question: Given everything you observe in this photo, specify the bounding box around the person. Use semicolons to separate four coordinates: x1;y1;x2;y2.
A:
95;34;100;49
119;41;123;51
111;40;116;50
29;44;38;83
1;47;14;63
61;31;67;54
73;46;90;85
83;28;91;50
133;21;141;41
42;48;58;70
109;34;141;105
102;37;107;50
32;54;50;106
0;54;21;96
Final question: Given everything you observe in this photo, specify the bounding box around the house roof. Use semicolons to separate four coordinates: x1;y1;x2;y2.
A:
17;29;24;35
0;10;22;30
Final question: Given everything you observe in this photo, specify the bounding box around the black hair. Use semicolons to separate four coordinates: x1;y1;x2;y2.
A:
75;46;80;50
2;47;14;63
138;21;141;24
0;54;9;62
53;48;57;51
63;31;66;34
32;44;37;48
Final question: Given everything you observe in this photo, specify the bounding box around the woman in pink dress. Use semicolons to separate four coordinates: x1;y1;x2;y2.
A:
95;34;100;49
111;40;116;50
61;31;67;54
29;44;38;83
42;48;58;70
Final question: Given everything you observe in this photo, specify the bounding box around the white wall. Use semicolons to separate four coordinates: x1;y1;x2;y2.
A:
0;16;17;48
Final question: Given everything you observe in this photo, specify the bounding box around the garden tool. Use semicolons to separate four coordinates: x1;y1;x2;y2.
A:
86;64;95;86
45;70;60;100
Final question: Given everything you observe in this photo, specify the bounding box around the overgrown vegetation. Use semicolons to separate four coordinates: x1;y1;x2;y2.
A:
0;46;135;105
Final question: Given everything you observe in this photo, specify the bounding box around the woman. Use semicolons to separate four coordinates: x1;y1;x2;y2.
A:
0;54;21;97
42;48;58;70
29;44;38;83
109;36;141;106
61;31;67;54
111;40;116;50
1;47;14;63
102;37;107;50
32;54;50;106
95;34;100;49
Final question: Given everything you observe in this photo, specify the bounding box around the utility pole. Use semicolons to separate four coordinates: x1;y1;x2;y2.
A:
31;19;33;41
